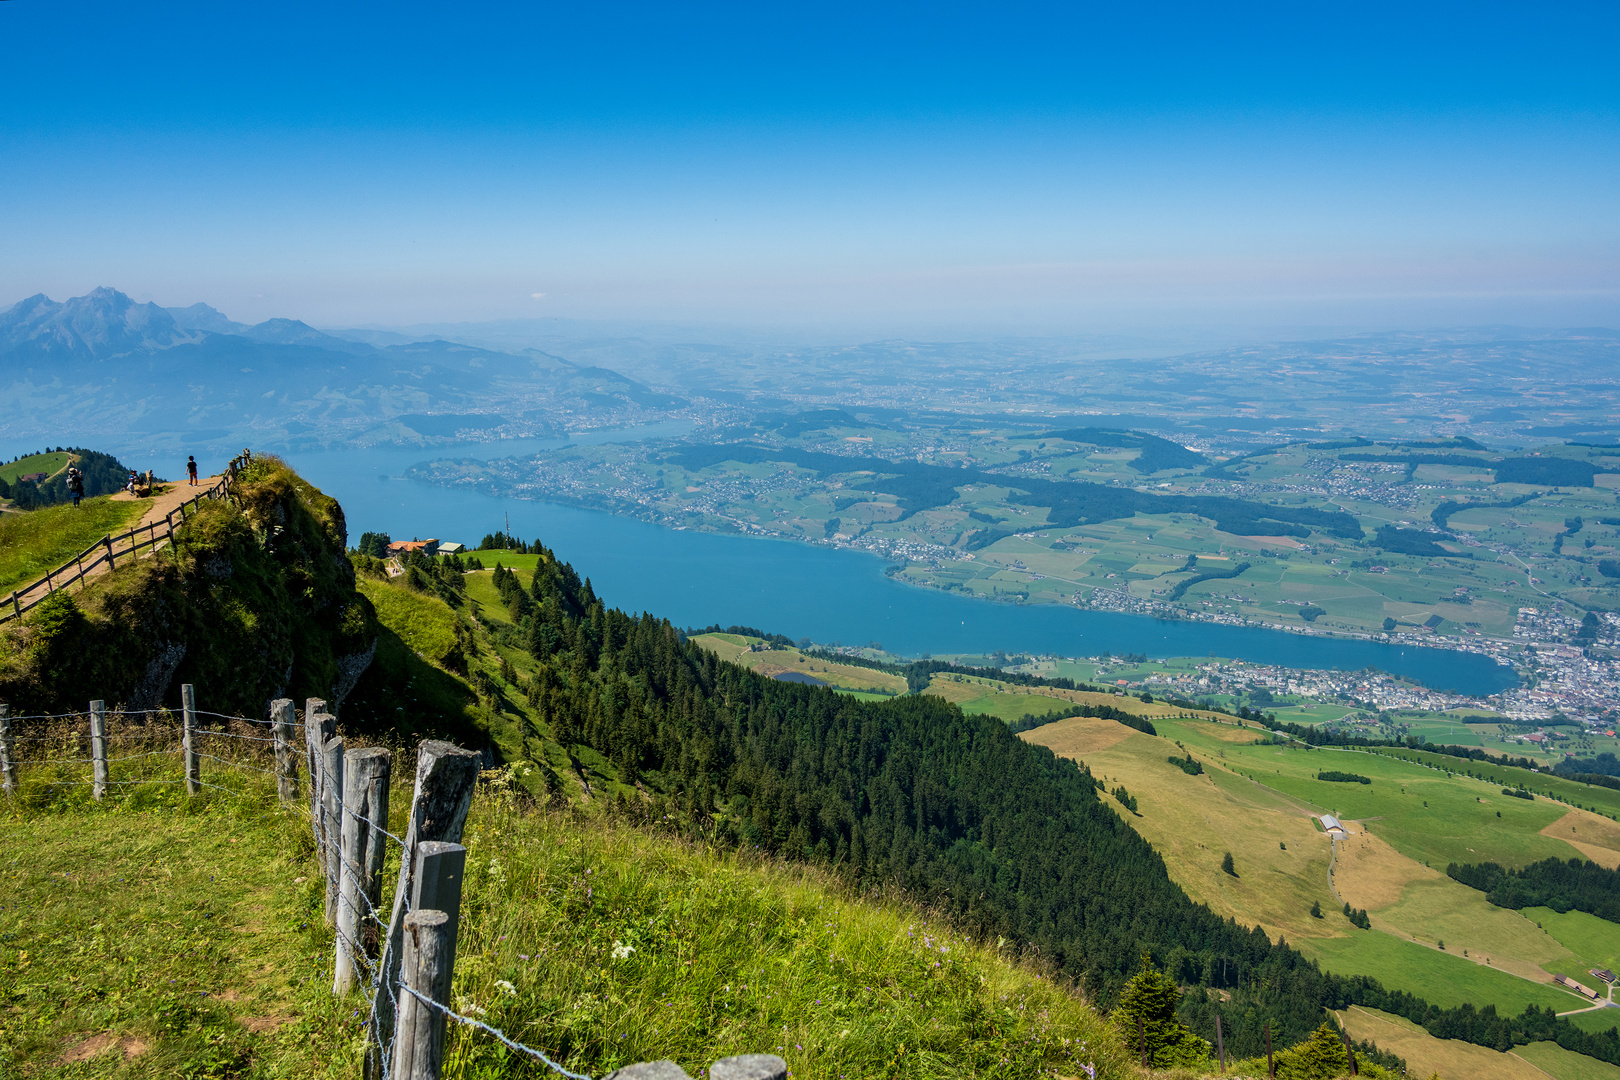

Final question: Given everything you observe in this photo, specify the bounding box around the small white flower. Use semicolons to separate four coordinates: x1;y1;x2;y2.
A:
495;979;517;995
611;941;636;960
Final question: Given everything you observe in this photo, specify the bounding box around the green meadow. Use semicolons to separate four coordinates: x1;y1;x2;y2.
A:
1364;746;1620;820
0;450;72;486
1293;930;1579;1015
0;496;150;594
1207;739;1582;869
1531;906;1620;989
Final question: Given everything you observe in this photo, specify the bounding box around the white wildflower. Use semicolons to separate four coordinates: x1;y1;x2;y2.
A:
611;941;636;960
495;979;517;996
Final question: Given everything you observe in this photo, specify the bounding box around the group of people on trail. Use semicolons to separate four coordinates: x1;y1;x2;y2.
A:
63;454;204;508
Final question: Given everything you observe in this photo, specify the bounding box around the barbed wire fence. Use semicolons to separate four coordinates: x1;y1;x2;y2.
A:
0;692;787;1080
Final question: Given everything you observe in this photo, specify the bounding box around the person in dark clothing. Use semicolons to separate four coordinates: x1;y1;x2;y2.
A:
187;455;198;485
67;467;84;507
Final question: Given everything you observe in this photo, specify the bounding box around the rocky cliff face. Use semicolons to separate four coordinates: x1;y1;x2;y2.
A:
0;458;379;717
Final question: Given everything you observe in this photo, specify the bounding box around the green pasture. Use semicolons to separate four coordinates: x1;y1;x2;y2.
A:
1398;717;1486;747
1270;704;1359;725
0;450;72;486
1293;928;1582;1015
1370;875;1571;975
1364;746;1620;821
0;496;150;594
1204;739;1585;869
948;688;1075;722
1565;1010;1620;1036
1529;907;1620;989
451;550;543;571
357;576;461;666
1515;1039;1620;1080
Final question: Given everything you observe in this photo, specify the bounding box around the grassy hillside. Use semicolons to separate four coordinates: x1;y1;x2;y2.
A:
0;764;1132;1079
0;456;375;716
1011;700;1620;1077
1338;1007;1620;1080
0;496;149;594
680;633;909;696
0;450;72;486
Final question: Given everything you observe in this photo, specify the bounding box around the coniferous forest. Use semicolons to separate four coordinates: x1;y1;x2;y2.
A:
375;546;1620;1065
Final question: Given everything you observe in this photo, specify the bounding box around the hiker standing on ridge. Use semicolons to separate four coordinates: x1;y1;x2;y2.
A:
187;455;198;485
67;467;84;507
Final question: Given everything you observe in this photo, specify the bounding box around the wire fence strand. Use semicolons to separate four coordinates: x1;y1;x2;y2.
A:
399;985;594;1080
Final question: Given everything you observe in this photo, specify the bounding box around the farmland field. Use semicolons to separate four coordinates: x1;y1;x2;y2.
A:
1297;920;1580;1013
1338;1006;1620;1080
435;429;1620;636
1021;702;1608;1023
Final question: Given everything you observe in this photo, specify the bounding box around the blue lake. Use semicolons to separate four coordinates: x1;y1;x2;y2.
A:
15;428;1519;697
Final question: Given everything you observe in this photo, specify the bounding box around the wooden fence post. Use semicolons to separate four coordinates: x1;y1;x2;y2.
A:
304;699;333;863
1138;1016;1146;1068
0;703;15;795
1341;1028;1357;1075
394;909;453;1080
1215;1013;1225;1074
334;747;393;995
412;842;466;979
367;741;480;1080
89;700;108;801
270;699;299;803
104;535;114;571
181;684;199;795
322;735;345;927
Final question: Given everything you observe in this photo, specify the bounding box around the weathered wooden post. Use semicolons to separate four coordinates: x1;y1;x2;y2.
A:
412;842;466;977
104;535;114;571
181;684;199;795
270;699;299;803
367;741;480;1080
1215;1014;1225;1073
334;747;393;994
1139;1016;1147;1068
0;703;15;795
304;698;333;860
1341;1027;1357;1075
322;735;345;926
89;700;108;800
394;909;454;1080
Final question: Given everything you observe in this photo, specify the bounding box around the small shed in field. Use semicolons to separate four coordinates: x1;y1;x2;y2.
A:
1319;814;1347;838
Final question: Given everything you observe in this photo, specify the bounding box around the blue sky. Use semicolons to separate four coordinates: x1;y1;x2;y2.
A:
2;1;1617;334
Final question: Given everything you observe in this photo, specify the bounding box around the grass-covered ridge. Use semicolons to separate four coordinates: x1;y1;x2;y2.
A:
0;455;378;715
0;757;1133;1080
0;495;148;594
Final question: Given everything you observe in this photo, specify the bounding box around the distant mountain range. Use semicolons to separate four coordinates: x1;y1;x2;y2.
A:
0;287;681;449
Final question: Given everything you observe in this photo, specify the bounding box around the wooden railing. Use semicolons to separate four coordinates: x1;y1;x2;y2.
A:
1;455;248;625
